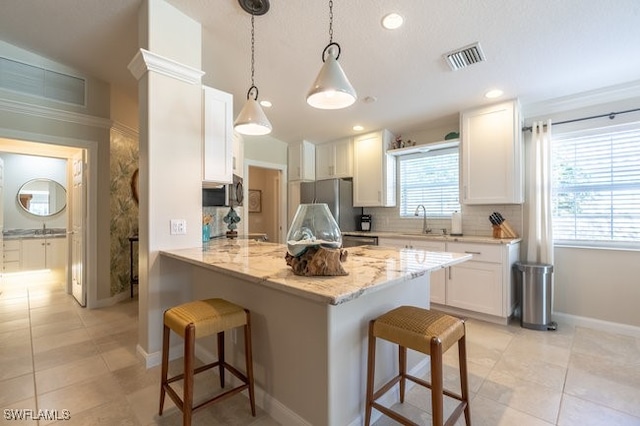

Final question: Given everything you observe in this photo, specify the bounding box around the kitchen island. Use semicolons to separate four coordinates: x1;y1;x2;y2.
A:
160;238;471;426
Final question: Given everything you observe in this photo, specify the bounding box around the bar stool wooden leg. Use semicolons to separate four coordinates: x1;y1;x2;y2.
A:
459;332;471;425
183;324;196;426
430;337;444;426
244;310;256;416
159;324;170;415
217;331;225;388
399;345;407;403
364;320;376;426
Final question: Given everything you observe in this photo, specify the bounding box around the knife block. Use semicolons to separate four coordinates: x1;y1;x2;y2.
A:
492;221;518;239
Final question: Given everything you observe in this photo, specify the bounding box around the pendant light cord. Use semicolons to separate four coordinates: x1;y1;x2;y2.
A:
251;12;255;87
328;0;333;43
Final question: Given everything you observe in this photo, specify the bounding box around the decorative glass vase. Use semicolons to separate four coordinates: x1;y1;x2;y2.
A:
202;224;210;242
286;203;342;257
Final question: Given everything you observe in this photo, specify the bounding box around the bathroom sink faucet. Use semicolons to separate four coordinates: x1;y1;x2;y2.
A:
414;204;431;234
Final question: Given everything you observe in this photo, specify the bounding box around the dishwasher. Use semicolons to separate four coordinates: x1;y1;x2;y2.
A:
342;235;379;247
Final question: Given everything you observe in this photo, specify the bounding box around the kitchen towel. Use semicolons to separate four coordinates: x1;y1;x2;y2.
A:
451;211;462;236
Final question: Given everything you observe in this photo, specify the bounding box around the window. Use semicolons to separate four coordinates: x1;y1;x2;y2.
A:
552;123;640;247
398;146;460;217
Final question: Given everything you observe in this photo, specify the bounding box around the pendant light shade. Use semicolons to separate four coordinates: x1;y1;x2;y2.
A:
307;43;357;109
234;3;272;136
234;86;272;135
307;1;357;110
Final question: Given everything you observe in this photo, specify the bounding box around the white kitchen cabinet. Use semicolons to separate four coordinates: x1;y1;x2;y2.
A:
288;140;315;181
378;237;446;305
445;241;519;320
3;240;20;272
232;131;244;178
316;138;353;180
202;86;234;186
460;99;523;204
353;130;396;207
379;237;520;322
288;181;301;227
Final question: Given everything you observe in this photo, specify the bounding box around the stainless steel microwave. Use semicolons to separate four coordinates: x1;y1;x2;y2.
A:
202;175;243;207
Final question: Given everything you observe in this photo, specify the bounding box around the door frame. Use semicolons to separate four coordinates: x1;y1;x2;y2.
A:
242;159;288;243
0;129;98;307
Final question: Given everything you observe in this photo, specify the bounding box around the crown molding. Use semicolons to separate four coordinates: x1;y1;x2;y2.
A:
111;121;139;140
128;49;205;85
522;80;640;119
0;98;112;129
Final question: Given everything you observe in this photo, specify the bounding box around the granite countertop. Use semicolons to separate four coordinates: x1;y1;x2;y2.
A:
343;231;521;245
3;229;67;240
160;239;471;306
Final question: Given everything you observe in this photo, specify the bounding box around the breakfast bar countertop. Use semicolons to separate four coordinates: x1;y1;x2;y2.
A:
160;238;471;306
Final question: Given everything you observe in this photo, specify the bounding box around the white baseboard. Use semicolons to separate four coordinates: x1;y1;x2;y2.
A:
553;311;640;338
91;290;132;309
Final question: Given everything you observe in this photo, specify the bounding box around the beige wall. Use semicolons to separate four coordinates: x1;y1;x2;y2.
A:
244;135;288;166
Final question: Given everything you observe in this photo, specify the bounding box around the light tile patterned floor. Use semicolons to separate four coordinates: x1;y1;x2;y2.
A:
1;274;639;425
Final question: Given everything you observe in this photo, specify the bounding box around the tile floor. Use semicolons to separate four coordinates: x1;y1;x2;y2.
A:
1;273;639;425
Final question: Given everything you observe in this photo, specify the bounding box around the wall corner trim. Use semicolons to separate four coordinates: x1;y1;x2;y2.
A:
127;48;205;85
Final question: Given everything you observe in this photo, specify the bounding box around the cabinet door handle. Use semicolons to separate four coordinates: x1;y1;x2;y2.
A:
465;251;481;255
448;267;452;280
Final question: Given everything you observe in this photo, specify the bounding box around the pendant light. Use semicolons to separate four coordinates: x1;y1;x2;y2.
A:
234;1;272;136
307;0;357;110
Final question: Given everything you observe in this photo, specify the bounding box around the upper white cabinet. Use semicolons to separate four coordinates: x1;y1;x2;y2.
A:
202;86;234;187
233;131;244;178
316;137;353;180
460;99;523;204
353;130;396;207
289;140;315;181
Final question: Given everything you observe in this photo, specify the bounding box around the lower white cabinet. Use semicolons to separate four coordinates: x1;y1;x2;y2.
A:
378;238;446;305
378;237;520;321
3;240;21;272
4;237;67;272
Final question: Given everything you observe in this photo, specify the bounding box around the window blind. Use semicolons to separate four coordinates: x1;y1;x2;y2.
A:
399;146;460;217
552;124;640;246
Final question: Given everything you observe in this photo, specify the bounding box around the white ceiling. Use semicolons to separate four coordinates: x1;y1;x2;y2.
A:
1;0;640;144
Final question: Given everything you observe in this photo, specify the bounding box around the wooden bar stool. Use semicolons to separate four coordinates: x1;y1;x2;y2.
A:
365;306;470;426
159;298;256;425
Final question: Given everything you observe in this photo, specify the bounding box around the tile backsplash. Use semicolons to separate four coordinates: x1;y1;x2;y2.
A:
363;204;523;238
203;206;244;238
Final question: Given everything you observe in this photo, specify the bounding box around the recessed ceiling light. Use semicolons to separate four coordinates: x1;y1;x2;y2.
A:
382;13;403;30
485;89;503;99
353;125;364;131
260;100;272;107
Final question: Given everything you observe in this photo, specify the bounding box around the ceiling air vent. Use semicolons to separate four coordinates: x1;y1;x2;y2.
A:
0;57;86;106
444;42;485;71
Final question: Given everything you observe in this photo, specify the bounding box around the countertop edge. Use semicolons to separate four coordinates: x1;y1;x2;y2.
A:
160;241;472;306
343;231;521;245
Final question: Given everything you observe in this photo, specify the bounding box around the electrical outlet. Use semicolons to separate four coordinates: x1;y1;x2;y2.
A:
170;219;187;235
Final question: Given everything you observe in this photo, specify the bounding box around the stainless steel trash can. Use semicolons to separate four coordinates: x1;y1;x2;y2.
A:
515;262;557;331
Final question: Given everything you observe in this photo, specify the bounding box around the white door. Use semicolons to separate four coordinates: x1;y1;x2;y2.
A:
71;151;86;306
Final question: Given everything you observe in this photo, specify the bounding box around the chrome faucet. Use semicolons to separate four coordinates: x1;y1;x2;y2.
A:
414;204;431;234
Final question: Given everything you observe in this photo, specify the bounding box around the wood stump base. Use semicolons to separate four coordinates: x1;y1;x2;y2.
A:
285;246;349;276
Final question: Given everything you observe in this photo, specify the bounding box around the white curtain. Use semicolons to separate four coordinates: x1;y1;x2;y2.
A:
526;120;554;265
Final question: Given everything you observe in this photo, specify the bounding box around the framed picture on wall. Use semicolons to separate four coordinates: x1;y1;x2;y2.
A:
248;189;262;213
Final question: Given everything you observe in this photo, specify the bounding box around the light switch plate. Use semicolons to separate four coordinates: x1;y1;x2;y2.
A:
170;219;187;235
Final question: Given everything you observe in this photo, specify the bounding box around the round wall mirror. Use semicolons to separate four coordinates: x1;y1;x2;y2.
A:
17;178;67;217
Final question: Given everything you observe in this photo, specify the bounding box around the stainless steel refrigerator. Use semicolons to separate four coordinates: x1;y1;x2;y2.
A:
300;178;357;232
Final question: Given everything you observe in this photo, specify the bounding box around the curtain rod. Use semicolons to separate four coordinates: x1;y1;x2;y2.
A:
522;107;640;132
